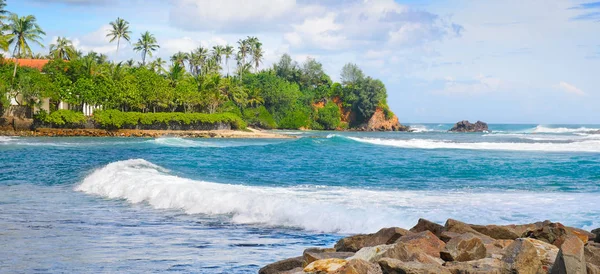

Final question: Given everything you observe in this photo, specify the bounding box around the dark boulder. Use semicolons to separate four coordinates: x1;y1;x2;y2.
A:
449;120;489;132
259;256;304;274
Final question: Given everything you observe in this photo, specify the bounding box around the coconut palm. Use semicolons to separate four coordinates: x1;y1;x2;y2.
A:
170;51;187;67
0;0;7;25
237;38;249;67
49;36;76;60
251;41;264;73
190;46;208;76
133;31;159;66
149;57;167;74
223;45;234;77
211;45;224;67
6;13;46;78
106;17;131;54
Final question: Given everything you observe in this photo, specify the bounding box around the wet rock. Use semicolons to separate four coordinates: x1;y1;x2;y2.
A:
449;120;488;132
440;233;487;262
304;258;347;273
303;248;354;266
585;242;600;267
377;258;451;274
335;227;413;252
395;231;446;258
331;259;383;274
445;258;507;274
502;238;543;274
409;218;445;238
551;235;586;274
259;256;304;274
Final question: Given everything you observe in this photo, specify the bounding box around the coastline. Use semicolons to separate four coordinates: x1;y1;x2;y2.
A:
0;128;294;139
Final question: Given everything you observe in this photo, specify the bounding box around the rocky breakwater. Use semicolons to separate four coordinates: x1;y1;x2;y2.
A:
449;120;489;132
260;218;600;274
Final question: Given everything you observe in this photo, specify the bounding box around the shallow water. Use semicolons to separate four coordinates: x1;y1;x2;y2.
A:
1;124;600;273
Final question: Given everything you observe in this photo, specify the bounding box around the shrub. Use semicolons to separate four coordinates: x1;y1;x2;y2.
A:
316;102;341;130
243;106;277;129
93;110;246;130
35;109;87;126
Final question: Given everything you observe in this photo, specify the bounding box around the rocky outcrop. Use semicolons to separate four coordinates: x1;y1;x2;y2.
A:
263;218;599;274
449;120;489;132
362;108;409;132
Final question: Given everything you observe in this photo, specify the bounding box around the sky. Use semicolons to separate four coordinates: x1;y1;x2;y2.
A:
4;0;600;124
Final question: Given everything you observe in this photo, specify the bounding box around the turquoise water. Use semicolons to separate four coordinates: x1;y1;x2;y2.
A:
1;124;600;273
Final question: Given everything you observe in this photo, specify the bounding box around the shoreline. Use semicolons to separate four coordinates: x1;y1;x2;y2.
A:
260;218;600;274
0;128;295;139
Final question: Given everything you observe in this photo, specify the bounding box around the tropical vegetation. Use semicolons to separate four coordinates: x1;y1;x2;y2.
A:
0;1;396;130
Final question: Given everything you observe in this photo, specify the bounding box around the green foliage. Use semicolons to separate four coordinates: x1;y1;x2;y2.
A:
243;106;276;129
35;109;87;126
94;110;246;130
316;102;341;130
277;104;311;129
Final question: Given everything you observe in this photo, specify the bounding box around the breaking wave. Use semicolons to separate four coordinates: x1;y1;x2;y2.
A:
532;125;600;134
76;159;600;233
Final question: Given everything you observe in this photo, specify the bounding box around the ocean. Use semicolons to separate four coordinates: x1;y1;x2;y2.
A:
1;124;600;273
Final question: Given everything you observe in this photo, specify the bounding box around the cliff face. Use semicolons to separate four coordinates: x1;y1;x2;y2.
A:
362;108;409;131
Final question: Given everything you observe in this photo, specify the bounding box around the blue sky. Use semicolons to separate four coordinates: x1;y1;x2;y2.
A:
4;0;600;123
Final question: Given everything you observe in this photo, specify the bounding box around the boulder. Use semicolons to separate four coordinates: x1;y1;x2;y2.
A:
470;224;521;240
259;256;304;274
585;242;600;266
395;231;446;258
484;239;514;259
303;248;355;266
526;238;560;273
444;258;507;274
440;231;464;243
449;120;488;132
335;227;413;252
444;219;494;244
350;242;443;265
331;259;383;274
440;233;487;262
409;218;445;238
304;258;347;273
587;263;600;274
592;228;600;243
377;258;451;274
564;227;594;244
502;238;543;274
551;235;586;274
523;221;568;247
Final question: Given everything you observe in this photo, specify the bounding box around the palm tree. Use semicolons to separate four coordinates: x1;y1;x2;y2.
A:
49;36;76;60
170;51;187;67
251;41;264;73
0;0;7;25
6;13;46;78
133;31;159;66
106;17;131;55
237;38;249;67
190;46;208;76
223;45;234;77
149;57;167;74
211;45;224;68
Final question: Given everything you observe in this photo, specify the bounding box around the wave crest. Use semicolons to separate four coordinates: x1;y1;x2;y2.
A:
76;159;600;232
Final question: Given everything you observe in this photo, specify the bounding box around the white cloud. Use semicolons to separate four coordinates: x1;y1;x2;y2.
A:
284;13;347;50
557;81;585;96
439;73;502;94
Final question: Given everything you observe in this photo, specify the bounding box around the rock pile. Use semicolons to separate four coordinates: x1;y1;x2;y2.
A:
260;219;600;274
449;120;489;132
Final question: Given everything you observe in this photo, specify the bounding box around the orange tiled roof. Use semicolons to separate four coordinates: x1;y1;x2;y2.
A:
7;58;51;71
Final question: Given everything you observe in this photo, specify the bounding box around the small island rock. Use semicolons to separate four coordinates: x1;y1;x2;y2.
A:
449;120;489;132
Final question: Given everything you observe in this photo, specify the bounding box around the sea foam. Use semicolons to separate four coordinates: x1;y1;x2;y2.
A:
76;159;600;233
346;136;600;152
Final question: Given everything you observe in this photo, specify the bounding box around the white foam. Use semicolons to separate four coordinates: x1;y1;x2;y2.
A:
0;136;16;142
347;137;600;152
409;125;433;133
76;159;600;233
533;125;600;134
483;133;600;142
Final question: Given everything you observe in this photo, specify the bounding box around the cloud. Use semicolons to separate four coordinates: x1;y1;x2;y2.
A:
29;0;114;5
557;81;585;96
569;1;600;21
438;74;502;94
169;0;301;32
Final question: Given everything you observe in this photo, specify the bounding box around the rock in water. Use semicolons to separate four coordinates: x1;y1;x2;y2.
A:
259;256;304;274
335;227;413;252
449;120;489;132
